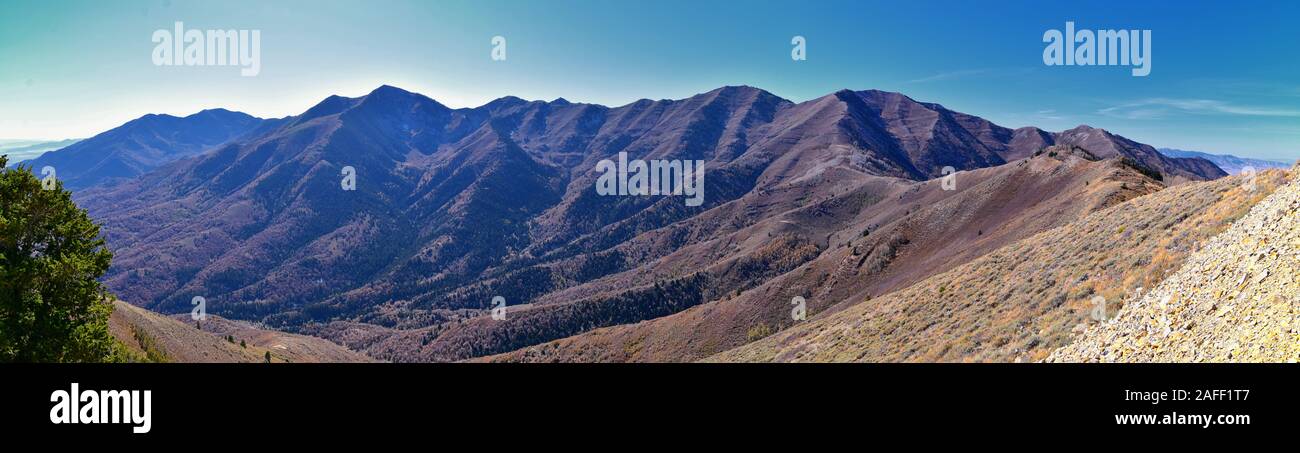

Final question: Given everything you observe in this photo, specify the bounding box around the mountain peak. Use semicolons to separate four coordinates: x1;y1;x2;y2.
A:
709;85;759;94
353;85;450;114
703;85;789;103
478;96;531;113
824;88;915;105
1063;124;1104;134
297;94;361;124
190;108;257;121
488;95;526;105
368;84;413;96
137;112;177;121
1057;125;1117;143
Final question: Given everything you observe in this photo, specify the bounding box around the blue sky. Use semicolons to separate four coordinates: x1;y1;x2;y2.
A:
0;0;1296;160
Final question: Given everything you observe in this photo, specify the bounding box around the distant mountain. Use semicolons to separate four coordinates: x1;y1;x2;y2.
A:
20;109;267;189
1051;126;1227;182
75;84;1229;362
0;138;80;163
1158;148;1292;176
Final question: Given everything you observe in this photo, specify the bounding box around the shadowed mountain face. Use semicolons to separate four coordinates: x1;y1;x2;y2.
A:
20;109;267;189
75;85;1227;362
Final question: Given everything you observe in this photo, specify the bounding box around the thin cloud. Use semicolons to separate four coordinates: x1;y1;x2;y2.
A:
905;69;994;84
1184;79;1300;98
904;67;1034;84
1034;109;1064;121
1099;98;1300;119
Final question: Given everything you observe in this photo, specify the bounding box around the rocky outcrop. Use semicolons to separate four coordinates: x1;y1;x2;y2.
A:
1049;166;1299;362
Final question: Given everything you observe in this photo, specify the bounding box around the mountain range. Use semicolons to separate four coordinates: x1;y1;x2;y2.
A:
16;109;269;189
1157;148;1293;176
47;84;1242;362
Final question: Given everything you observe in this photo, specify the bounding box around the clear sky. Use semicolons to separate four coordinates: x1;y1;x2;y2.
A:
1;0;1297;160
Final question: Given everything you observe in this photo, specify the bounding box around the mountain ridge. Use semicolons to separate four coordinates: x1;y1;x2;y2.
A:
20;108;267;189
70;84;1230;362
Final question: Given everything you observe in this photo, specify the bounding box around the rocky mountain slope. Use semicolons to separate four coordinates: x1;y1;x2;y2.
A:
1048;164;1299;362
71;85;1228;362
710;169;1287;363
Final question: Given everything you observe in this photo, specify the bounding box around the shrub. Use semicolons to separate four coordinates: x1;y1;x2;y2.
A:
747;323;774;342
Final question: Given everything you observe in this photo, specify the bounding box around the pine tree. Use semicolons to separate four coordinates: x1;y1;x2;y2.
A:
0;156;118;362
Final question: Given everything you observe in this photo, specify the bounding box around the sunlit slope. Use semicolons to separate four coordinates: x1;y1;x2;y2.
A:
1050;165;1299;362
711;170;1288;362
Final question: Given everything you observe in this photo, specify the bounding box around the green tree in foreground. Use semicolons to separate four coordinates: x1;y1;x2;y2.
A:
0;155;119;362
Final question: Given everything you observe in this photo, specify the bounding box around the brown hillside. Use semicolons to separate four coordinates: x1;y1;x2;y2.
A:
77;85;1225;363
710;169;1288;363
109;300;374;363
487;148;1174;362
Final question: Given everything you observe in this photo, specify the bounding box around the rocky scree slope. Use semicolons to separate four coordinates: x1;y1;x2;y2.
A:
1049;165;1299;362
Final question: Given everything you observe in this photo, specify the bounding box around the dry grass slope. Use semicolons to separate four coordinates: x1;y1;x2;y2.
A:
109;300;375;363
711;169;1289;363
